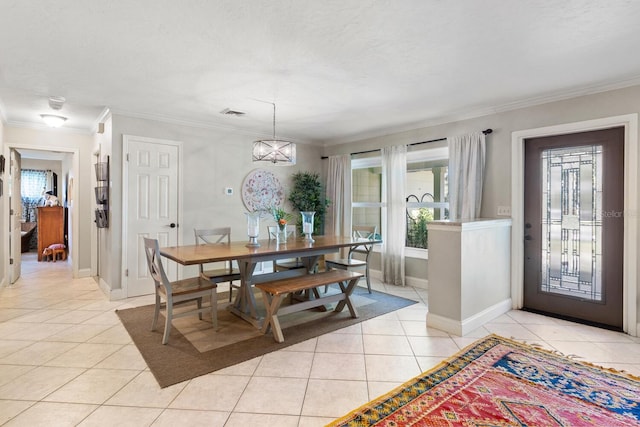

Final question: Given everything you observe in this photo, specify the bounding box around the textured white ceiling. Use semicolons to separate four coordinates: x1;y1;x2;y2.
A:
1;1;640;144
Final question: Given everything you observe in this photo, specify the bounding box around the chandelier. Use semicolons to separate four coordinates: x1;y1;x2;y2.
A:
252;103;296;165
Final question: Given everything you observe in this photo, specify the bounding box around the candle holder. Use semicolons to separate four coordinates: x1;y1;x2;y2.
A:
300;211;315;243
245;211;261;248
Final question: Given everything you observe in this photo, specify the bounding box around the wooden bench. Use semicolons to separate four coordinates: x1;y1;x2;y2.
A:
256;269;364;342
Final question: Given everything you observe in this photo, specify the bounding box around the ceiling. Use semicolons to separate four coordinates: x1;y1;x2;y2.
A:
1;1;640;145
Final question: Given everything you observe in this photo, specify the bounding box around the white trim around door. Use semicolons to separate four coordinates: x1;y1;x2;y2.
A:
511;114;638;336
121;135;184;298
2;143;81;281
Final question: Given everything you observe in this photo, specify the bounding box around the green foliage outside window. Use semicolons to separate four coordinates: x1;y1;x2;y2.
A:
406;208;434;249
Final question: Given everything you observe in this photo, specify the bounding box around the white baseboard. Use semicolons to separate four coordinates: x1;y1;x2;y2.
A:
405;276;428;289
426;313;464;335
427;298;512;336
98;278;125;301
77;268;91;278
370;269;428;289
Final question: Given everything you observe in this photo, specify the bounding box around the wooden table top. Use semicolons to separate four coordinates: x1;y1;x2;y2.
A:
160;235;381;265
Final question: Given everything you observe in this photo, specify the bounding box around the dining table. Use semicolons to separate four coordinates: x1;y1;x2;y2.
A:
160;235;382;328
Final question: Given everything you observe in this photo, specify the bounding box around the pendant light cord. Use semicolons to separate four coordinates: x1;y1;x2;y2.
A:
272;103;277;140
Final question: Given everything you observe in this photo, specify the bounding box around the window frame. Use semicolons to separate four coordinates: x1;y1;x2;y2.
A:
351;145;449;259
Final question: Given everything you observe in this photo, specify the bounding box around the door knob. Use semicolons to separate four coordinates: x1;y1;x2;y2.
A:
524;235;532;240
169;223;177;228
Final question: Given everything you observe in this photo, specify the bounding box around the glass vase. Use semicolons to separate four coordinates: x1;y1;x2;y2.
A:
300;211;315;243
245;211;261;247
276;224;287;244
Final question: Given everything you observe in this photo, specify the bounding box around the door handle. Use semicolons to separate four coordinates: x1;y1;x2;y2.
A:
169;223;177;228
524;235;532;240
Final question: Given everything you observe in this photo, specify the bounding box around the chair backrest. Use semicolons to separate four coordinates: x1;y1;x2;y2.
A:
194;227;233;273
349;225;377;259
267;225;296;241
194;227;232;245
267;226;277;241
143;237;171;293
353;225;377;240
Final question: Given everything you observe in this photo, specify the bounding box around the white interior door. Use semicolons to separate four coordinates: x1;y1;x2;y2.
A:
9;149;22;284
124;136;179;297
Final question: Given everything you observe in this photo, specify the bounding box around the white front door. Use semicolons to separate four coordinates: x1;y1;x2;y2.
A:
123;136;180;297
9;149;22;284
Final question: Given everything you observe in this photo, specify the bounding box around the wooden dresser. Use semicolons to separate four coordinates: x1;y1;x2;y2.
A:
37;206;65;261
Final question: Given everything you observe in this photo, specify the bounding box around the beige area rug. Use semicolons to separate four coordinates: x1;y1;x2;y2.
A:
116;287;417;388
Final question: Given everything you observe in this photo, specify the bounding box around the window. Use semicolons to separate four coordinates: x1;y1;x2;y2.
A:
351;144;449;251
406;151;449;249
352;154;382;237
21;169;48;221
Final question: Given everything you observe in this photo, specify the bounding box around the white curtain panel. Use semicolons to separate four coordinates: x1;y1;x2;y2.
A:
325;154;352;237
382;145;406;286
447;132;486;220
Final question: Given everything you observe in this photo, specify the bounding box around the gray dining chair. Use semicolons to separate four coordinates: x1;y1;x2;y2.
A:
194;227;242;302
324;225;377;293
267;225;305;272
143;237;218;345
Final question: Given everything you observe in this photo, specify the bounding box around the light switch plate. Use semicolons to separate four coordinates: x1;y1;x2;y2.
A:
225;187;233;196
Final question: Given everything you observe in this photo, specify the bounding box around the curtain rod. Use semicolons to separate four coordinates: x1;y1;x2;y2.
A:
321;128;492;159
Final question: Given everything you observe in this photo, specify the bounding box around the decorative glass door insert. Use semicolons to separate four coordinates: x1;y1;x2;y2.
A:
540;144;602;301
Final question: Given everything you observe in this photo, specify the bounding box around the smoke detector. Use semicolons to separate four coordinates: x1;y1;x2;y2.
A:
48;96;66;110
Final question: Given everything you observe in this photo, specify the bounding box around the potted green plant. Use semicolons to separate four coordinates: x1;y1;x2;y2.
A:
288;172;330;235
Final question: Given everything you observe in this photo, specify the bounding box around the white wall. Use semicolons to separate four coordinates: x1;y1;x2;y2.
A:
0;119;5;287
322;83;640;331
99;114;323;292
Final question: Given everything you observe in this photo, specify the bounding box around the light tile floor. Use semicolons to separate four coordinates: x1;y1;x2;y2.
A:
1;254;639;426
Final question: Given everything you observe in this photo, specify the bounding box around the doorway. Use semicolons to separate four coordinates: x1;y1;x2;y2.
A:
5;146;76;283
511;114;638;336
523;128;624;329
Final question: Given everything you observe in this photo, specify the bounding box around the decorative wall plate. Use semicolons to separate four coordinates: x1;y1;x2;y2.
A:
241;169;285;212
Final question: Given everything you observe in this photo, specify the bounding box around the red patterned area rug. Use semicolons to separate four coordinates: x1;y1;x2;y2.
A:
328;334;640;427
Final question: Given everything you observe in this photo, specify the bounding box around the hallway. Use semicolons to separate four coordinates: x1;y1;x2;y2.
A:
1;255;639;426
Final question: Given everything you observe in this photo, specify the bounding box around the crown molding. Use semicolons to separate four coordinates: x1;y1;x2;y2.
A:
91;107;111;133
323;75;640;147
111;110;267;137
109;108;318;146
491;75;640;113
4;119;92;135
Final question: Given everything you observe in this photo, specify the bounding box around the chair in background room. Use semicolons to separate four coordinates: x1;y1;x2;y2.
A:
325;225;377;293
194;227;242;301
143;237;218;345
20;222;37;252
267;225;306;272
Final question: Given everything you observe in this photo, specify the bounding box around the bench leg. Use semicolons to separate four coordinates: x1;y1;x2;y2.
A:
334;277;360;318
260;290;286;343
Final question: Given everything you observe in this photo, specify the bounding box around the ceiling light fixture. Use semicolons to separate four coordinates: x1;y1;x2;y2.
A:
40;114;67;128
252;103;296;165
